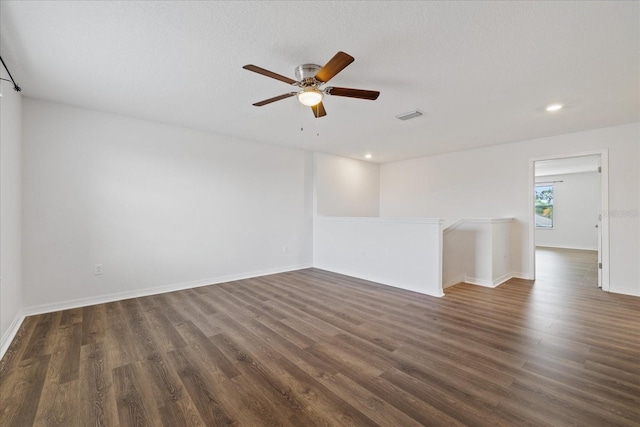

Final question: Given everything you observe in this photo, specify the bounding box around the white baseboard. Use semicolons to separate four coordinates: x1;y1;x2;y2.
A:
464;276;496;288
511;272;534;280
23;263;312;317
465;272;516;288
536;245;597;252
1;312;26;362
492;272;514;287
443;274;465;289
314;265;445;297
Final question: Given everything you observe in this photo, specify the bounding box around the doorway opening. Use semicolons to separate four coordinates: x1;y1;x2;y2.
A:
529;151;609;291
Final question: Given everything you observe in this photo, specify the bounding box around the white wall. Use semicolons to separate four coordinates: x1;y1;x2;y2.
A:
0;74;23;347
315;152;379;217
535;172;601;250
314;217;443;296
22;98;313;310
442;218;512;288
380;123;640;297
491;219;512;283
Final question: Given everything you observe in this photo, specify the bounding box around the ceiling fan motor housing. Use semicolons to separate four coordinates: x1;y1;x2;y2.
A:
295;64;322;85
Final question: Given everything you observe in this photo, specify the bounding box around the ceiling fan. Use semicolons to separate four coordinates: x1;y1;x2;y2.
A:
243;51;380;118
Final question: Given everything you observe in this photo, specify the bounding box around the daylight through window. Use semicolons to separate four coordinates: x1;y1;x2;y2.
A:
535;184;554;228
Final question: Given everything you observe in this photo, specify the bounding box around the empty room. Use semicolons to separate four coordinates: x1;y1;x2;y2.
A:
1;1;639;426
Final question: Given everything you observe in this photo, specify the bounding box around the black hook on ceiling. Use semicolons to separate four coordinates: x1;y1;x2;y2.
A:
0;55;22;92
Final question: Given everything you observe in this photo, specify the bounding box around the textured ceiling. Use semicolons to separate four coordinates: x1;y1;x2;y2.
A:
1;1;638;163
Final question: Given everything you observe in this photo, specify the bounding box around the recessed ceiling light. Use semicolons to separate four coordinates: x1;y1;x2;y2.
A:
546;104;563;112
364;153;372;159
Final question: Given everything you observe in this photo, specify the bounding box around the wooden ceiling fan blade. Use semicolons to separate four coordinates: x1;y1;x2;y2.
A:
315;51;354;83
311;102;326;118
243;64;297;85
327;87;380;100
253;93;296;106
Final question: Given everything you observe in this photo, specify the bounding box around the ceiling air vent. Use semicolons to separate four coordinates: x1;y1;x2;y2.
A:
395;109;423;121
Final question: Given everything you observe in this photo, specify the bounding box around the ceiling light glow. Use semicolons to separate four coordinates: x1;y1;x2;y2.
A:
297;88;323;107
546;103;563;112
365;153;372;159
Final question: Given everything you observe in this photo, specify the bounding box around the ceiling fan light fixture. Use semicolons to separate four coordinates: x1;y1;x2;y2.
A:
243;51;379;118
297;88;323;107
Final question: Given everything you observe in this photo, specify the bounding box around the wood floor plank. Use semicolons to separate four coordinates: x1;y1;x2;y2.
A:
501;377;624;427
513;369;640;426
173;320;240;380
0;315;39;382
81;304;107;346
33;378;80;426
380;367;503;426
59;322;82;384
317;372;426;427
332;363;466;426
241;317;339;380
140;305;188;352
104;301;144;368
0;355;51;427
113;362;163;427
29;322;82;426
210;332;314;423
243;304;317;349
393;341;515;390
120;298;186;407
212;332;379;427
21;313;59;361
184;347;296;426
522;358;640;404
162;292;223;337
1;247;639;426
79;341;120;427
266;298;343;340
158;398;206;427
59;307;83;326
165;348;237;426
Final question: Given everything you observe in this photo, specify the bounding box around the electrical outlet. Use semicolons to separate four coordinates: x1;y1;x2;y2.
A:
282;246;288;254
94;264;103;275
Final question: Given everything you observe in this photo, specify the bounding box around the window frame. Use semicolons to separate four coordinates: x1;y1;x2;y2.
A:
535;184;554;229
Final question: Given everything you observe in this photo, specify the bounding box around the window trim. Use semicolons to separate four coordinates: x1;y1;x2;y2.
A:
535;184;554;229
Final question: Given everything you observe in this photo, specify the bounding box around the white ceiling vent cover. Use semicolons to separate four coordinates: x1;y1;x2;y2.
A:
395;110;424;121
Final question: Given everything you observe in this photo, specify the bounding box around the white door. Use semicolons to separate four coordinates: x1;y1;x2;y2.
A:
597;213;602;288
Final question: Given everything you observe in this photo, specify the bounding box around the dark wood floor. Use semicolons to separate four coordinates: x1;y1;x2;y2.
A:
536;246;599;288
1;252;639;426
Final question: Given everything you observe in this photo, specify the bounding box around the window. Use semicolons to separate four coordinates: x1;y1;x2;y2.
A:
535;184;554;228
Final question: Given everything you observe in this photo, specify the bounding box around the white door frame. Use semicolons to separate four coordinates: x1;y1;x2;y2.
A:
528;149;610;291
